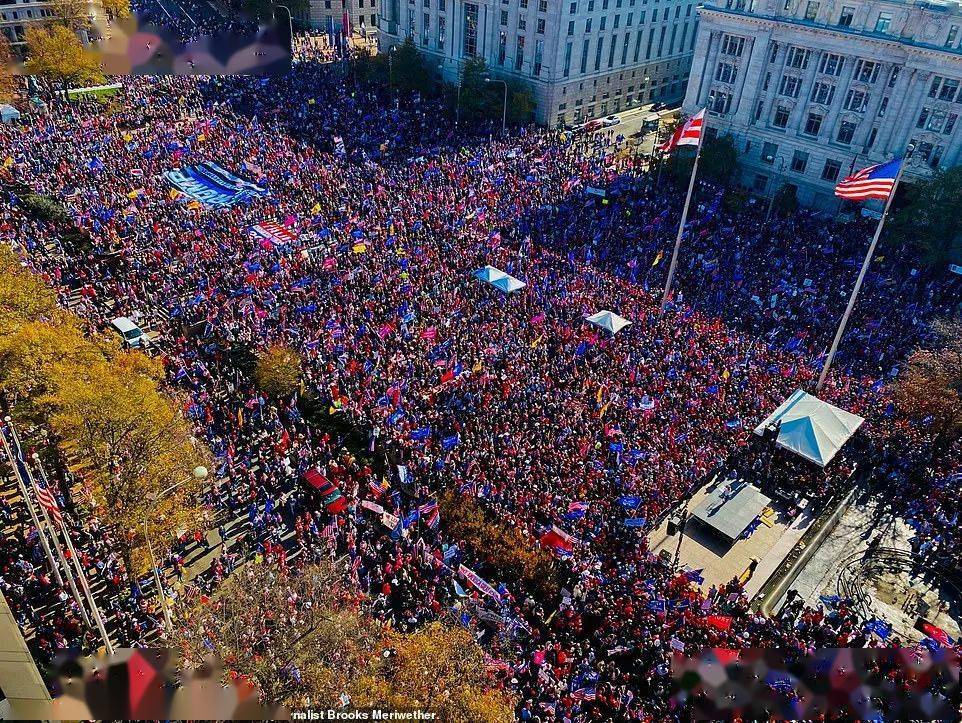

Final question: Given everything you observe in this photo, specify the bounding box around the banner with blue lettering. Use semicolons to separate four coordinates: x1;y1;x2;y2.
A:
166;162;268;207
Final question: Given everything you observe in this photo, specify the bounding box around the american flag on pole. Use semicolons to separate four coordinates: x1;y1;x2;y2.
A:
34;478;63;525
658;109;705;153
834;158;902;201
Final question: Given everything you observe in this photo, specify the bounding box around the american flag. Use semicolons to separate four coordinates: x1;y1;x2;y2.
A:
322;519;336;539
34;478;63;525
658;109;705;153
571;687;597;702
835;157;902;201
418;499;440;529
369;478;390;497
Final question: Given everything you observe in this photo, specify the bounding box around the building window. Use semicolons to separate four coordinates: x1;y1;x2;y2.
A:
621;32;630;64
564;41;572;76
853;59;880;83
423;12;429;37
945;113;959;135
877;96;888;117
821;159;841;181
803;112;822;136
874;11;892;33
761;141;778;162
924;108;949;133
769;42;778;63
804;0;818;20
947;25;960;47
763;72;771;91
715;61;737;84
708;89;731;113
754;99;764;121
818;53;844;77
519;17;526;30
537;18;545;33
585;18;591;32
463;2;478;55
810;81;835;105
535;38;544;74
778;74;801;98
501;10;507;24
836;120;856;144
516;35;525;70
438;17;445;48
567;19;574;33
928;76;960;102
753;173;768;192
720;34;745;56
594;36;604;70
608;34;617;66
888;66;899;88
838;5;854;26
791;149;808;173
785;46;810;69
843;88;868;112
614;13;620;27
912;139;935;164
917;107;930;129
865;127;877;148
599;16;606;30
570;2;577;11
539;0;547;10
499;31;507;64
772;105;790;127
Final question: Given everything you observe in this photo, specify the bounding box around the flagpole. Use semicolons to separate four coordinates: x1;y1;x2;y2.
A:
25;454;89;628
816;149;912;393
0;422;63;586
660;126;705;314
33;455;115;650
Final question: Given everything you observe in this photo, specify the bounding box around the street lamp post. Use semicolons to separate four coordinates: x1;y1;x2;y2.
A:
143;465;208;632
276;4;295;51
485;78;508;135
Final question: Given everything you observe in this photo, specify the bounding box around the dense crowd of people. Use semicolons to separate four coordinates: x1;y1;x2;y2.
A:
0;46;960;719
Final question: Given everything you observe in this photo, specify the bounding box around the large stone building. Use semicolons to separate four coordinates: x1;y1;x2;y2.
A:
378;0;699;125
0;0;64;49
305;0;380;41
682;0;962;209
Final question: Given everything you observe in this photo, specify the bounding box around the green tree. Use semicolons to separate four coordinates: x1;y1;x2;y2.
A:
458;56;494;122
771;183;799;218
390;37;433;96
667;133;739;186
888;166;962;268
0;37;16;104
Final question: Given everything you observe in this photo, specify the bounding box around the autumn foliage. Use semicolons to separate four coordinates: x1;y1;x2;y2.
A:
173;561;514;720
440;488;559;600
895;320;962;449
0;246;210;585
254;344;303;398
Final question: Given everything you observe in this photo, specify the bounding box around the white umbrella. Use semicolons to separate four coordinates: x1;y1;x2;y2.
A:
585;310;632;335
473;265;507;283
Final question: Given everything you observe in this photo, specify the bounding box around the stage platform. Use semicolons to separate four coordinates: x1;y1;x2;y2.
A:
648;476;817;599
690;482;771;544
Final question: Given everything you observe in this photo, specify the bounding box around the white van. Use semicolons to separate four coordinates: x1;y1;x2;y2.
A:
111;317;149;348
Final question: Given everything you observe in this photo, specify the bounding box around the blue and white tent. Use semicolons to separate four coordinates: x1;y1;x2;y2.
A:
473;265;527;293
585;310;632;335
754;389;864;467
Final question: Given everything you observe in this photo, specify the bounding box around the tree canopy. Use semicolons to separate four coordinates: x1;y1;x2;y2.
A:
173;561;514;720
24;25;104;86
888;166;962;268
667;133;739;187
255;344;302;398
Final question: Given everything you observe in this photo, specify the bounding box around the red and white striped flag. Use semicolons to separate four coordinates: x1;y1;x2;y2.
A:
658;109;705;154
34;480;63;525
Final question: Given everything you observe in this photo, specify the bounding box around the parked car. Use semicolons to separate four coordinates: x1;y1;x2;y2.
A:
603;115;621;127
111;316;149;348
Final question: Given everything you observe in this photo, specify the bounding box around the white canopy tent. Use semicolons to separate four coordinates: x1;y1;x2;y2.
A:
754;389;865;467
473;265;527;293
585;310;632;335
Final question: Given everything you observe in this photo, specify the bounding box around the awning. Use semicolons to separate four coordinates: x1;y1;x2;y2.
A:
754;389;864;467
585;310;632;334
473;265;527;293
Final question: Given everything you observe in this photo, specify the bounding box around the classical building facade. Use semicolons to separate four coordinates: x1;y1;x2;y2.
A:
379;0;699;125
682;0;962;209
306;0;380;39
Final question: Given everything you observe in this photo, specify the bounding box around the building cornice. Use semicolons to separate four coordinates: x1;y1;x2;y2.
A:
700;6;962;62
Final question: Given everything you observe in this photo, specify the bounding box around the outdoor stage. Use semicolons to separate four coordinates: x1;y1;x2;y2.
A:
648;475;818;598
